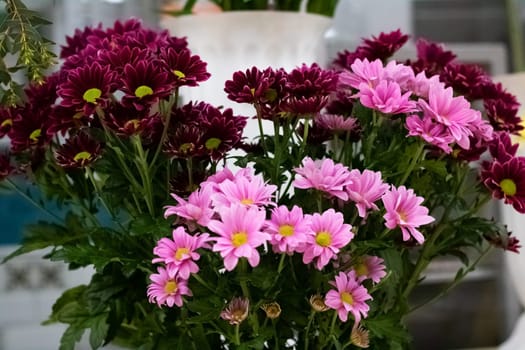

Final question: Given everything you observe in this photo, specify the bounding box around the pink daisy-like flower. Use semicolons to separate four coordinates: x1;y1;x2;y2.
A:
357;80;417;115
418;85;481;149
164;185;215;229
147;267;192;307
382;185;435;244
405;114;455;154
152;226;211;279
339;58;385;89
315;114;359;135
212;172;277;209
346;169;389;218
324;271;372;323
266;205;311;254
352;255;387;284
302;209;353;270
208;204;270;271
294;157;353;201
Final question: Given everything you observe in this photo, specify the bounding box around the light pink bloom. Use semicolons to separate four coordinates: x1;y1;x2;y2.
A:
152;226;211;279
202;167;255;190
406;71;444;99
358;80;417;115
382;60;415;90
220;297;249;325
417;85;481;149
325;271;372;323
352;255;387;284
405;114;455;153
147;267;192;307
382;185;435;244
294;157;353;201
316;114;358;134
339;58;385;89
164;185;215;228
212;172;277;209
302;209;353;270
208;204;270;271
266;205;311;254
346;169;389;218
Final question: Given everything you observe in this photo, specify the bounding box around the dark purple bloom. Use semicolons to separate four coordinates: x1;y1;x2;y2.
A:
159;48;210;87
55;132;103;168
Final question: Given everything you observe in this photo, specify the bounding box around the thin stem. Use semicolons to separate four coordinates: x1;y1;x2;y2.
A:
191;273;216;293
303;310;316;350
299;117;310;158
398;142;425;186
5;178;62;221
409;244;493;313
150;91;177;169
326;311;339;348
255;103;268;157
234;323;241;346
132;135;155;217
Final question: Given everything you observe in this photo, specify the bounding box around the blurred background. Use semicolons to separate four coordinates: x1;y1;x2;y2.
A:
0;0;524;349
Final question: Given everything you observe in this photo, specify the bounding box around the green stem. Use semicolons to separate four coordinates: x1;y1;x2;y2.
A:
192;273;216;293
5;178;62;221
299;117;310;158
304;310;316;350
132;135;155;217
398;142;425;186
234;323;241;346
255;103;268;157
409;244;493;313
326;311;339;348
149;91;177;170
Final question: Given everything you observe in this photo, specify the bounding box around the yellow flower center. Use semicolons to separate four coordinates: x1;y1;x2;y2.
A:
82;88;102;103
173;70;186;79
164;280;178;294
315;231;332;247
134;85;153;98
29;129;41;142
1;118;12;128
398;210;408;223
279;224;294;237
354;262;369;277
250;88;256;96
175;247;190;261
205;137;222;150
240;198;253;205
500;178;517;196
124;119;140;130
232;231;248;247
179;142;194;154
73;151;92;162
340;291;354;305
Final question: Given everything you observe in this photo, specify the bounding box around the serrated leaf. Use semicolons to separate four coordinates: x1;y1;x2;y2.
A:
89;313;110;349
59;324;85;350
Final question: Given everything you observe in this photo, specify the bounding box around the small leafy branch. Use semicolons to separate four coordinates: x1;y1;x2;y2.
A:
0;0;56;106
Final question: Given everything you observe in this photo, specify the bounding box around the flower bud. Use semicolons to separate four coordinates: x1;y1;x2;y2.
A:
350;325;370;348
260;302;281;319
309;294;329;312
220;297;249;325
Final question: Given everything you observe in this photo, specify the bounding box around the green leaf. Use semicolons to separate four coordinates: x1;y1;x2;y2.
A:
59;324;85;350
46;285;88;324
89;313;110;349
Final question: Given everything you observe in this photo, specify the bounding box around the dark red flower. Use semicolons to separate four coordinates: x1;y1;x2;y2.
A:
58;62;119;116
440;63;491;101
159;48;210;87
281;64;339;115
164;125;206;159
97;46;149;74
482;83;523;134
60;25;101;59
0;106;16;137
8;104;51;153
46;105;92;137
225;66;276;104
485;230;521;254
482;157;525;213
105;102;153;137
487;131;519;162
120;60;174;111
55;132;103;168
408;38;456;77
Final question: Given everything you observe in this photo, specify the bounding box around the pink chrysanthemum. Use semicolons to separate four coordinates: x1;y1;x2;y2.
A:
382;185;435;244
339;58;385;89
208;204;270;271
324;271;372;323
346;169;389;218
418;85;481;149
357;80;417;115
147;267;192;307
352;255;387;284
152;226;210;279
302;209;353;270
266;205;311;254
212;172;277;209
294;157;353;201
405;114;455;153
164;185;215;228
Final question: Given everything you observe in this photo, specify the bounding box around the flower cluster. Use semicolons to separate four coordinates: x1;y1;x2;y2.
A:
1;21;522;349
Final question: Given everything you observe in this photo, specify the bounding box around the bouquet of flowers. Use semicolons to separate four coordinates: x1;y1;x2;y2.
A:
0;19;522;349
